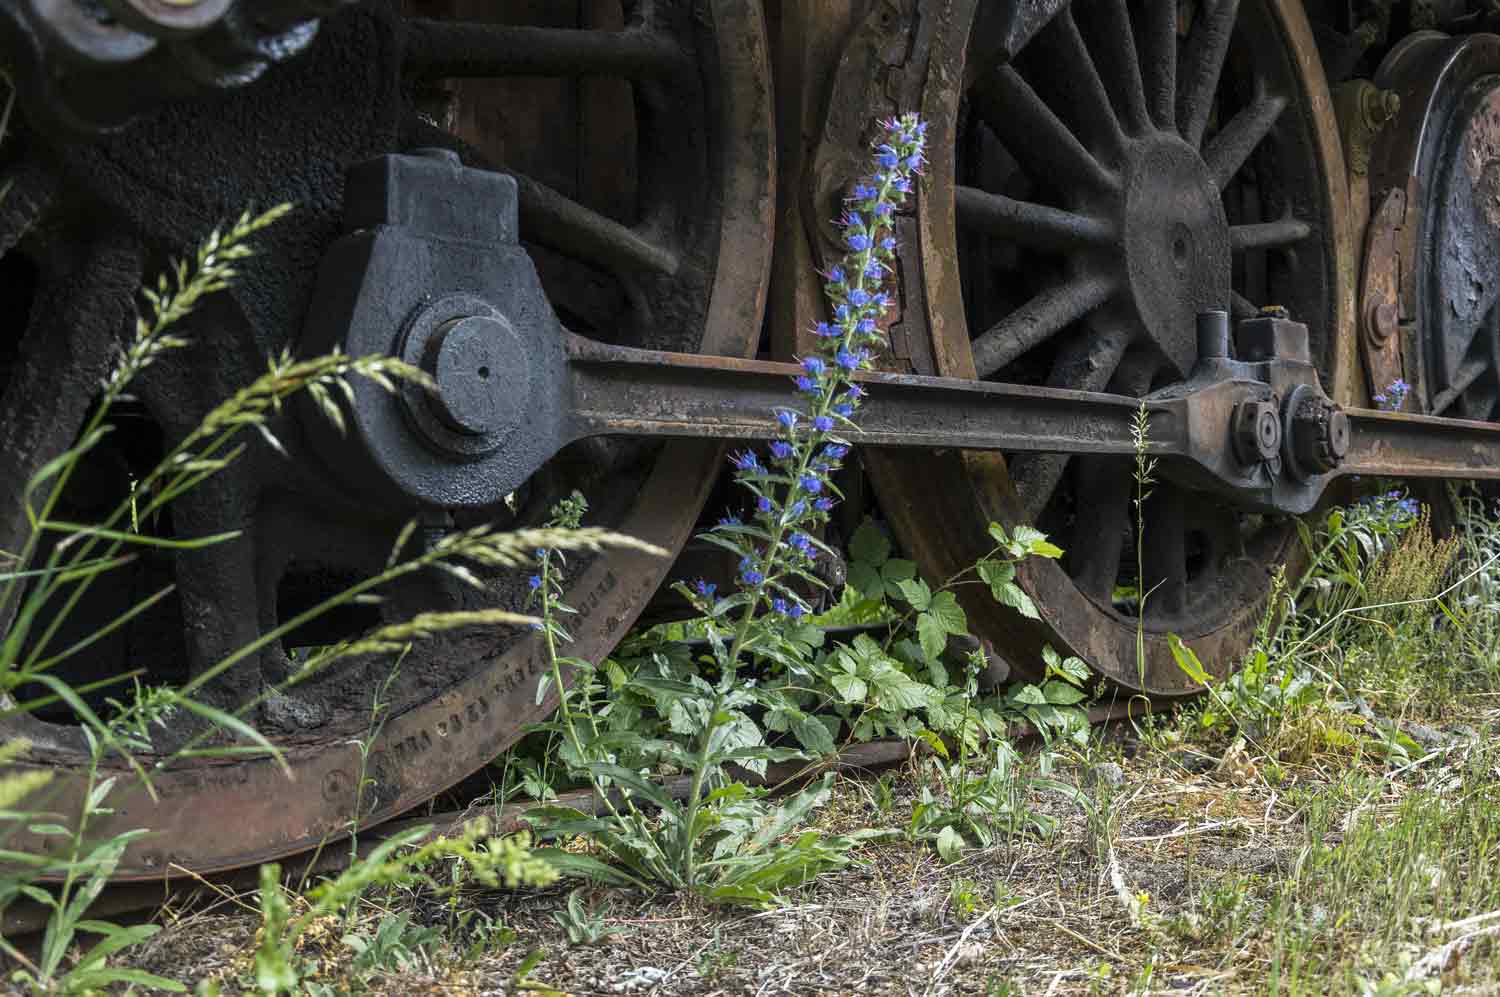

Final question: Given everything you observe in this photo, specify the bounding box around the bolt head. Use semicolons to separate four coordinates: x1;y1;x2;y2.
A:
1233;399;1282;465
423;315;525;437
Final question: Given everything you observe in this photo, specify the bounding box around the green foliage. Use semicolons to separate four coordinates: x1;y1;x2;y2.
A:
550;888;619;946
250;824;557;994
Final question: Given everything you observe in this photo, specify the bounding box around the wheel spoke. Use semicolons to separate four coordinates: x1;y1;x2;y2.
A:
1067;457;1134;600
1074;0;1151;136
1230;218;1311;253
971;273;1117;377
514;170;680;277
955;185;1115;253
1431;355;1488;416
1009;324;1132;520
1139;0;1178;133
404;19;688;80
404;118;680;277
1177;0;1240;148
1204;92;1288;188
1143;485;1189;619
1029;8;1124;153
972;65;1117;196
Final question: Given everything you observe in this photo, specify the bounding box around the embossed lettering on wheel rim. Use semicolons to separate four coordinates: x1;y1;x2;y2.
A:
867;0;1350;694
2;0;774;879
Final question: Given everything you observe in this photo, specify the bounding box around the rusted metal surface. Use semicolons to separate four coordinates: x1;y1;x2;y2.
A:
857;0;1352;697
1358;184;1415;405
1;0;776;880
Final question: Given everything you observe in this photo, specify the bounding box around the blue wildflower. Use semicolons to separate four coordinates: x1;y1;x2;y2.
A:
802;356;826;376
881;237;897;252
824;444;849;460
770;440;795;460
800;474;824;493
787;500;807;518
857;318;877;335
906;152;923;170
758;496;773;514
849;288;870;307
874;201;894;217
835;303;851;322
772;597;789;614
835;349;860;372
718;514;741;527
777;410;798;429
788;604;805;620
851;183;876;201
535;548;547;559
847;231;872;252
814;321;838;338
814;415;834;432
877;144;899;169
846;384;866;400
828;266;845;284
528;575;542;591
815;497;835;511
834;403;854;417
865;259;884;279
693;579;717;598
731;450;760;472
796;375;819;394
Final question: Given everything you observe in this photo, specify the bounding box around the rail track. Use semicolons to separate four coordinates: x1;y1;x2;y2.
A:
2;0;1500;889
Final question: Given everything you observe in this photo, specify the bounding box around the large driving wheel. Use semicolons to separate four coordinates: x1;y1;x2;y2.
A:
0;0;772;876
866;0;1352;694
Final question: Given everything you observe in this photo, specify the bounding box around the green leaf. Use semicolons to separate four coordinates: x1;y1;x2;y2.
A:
976;558;1015;594
829;671;867;704
992;581;1039;620
849;520;891;567
880;558;916;584
1009;683;1047;706
917;612;946;664
895;578;932;611
846;561;883;600
1041;680;1087;705
935;825;965;864
927;591;967;635
792;714;837;757
986;523;1010;546
1167;633;1212;687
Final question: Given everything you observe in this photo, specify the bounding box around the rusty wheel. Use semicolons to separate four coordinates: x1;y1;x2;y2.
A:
1371;31;1500;422
867;0;1352;694
0;0;772;877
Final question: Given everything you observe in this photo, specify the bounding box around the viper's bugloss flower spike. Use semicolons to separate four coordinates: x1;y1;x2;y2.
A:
692;111;925;619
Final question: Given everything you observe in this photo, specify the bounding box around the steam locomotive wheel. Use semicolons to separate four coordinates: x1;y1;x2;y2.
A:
1371;31;1500;423
867;0;1352;694
0;0;773;877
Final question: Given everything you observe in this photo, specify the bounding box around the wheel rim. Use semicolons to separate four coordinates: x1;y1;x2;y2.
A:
1;0;773;877
867;0;1351;694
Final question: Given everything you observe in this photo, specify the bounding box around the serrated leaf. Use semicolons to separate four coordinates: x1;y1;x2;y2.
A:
1009;683;1047;706
846;561;882;599
927;590;967;635
1041;680;1087;705
829;671;867;704
993;581;1039;619
895;578;931;611
880;557;916;583
917;612;946;663
849;520;891;566
792;714;836;757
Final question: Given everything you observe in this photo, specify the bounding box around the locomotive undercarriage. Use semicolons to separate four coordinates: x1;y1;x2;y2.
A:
1;0;1498;877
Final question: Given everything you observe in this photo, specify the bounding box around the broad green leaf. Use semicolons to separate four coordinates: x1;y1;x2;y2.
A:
846;561;882;599
849;520;891;566
792;713;836;757
917;612;946;663
935;824;964;864
992;581;1039;620
1009;683;1047;706
895;578;932;611
927;591;967;635
880;558;917;584
1041;680;1087;705
829;671;867;704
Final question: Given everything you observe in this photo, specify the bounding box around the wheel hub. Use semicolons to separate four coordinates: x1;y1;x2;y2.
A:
1118;137;1231;373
